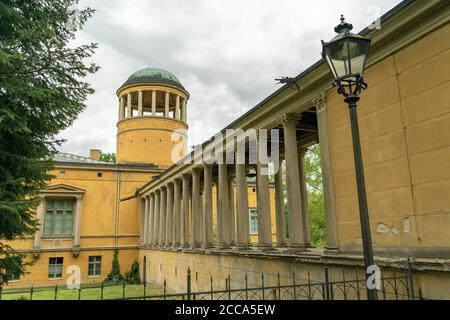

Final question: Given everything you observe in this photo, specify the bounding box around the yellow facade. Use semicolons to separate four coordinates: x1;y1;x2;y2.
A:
5;1;450;300
7;165;158;287
326;23;450;253
117;117;187;167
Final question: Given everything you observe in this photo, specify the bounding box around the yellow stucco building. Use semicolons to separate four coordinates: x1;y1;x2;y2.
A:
4;0;450;300
6;68;276;288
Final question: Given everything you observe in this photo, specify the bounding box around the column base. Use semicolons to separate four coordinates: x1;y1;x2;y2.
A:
255;244;274;252
234;244;252;251
325;246;339;254
202;244;215;250
285;245;308;254
216;244;232;250
304;243;314;249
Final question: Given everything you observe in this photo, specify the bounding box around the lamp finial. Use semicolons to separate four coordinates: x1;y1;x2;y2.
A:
335;14;353;34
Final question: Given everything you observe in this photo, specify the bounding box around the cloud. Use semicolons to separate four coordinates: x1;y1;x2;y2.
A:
57;0;402;157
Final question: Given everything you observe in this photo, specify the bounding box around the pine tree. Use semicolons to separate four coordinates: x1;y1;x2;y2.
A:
125;260;140;284
0;0;98;281
106;249;122;283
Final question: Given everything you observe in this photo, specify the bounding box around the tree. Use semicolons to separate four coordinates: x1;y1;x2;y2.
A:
0;0;98;281
125;260;141;284
106;249;122;283
99;152;116;163
304;144;326;247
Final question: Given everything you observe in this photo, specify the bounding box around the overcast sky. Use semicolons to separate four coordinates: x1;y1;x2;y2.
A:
57;0;403;157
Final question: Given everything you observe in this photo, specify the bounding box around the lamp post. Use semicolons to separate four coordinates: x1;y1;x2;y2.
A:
321;15;377;300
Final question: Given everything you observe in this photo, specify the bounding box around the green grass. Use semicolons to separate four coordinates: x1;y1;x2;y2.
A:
1;283;166;300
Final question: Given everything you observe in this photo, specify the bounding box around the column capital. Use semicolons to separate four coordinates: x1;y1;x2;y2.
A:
281;114;301;129
298;146;308;157
191;166;203;174
312;92;327;113
181;172;191;180
173;177;182;184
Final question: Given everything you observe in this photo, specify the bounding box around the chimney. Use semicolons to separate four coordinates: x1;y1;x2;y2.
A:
89;149;101;161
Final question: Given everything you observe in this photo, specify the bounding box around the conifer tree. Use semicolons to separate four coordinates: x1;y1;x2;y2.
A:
0;0;98;281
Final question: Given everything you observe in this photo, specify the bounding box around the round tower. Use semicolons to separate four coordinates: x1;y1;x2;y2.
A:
116;68;189;168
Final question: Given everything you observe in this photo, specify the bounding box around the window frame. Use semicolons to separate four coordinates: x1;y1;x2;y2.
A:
249;208;258;235
88;256;102;277
43;198;75;237
5;269;21;282
48;257;64;280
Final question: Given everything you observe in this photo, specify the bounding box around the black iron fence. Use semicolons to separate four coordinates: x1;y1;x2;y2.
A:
0;261;426;301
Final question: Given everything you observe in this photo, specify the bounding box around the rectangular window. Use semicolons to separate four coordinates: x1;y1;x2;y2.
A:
249;209;258;234
88;256;102;276
48;257;63;279
44;199;75;236
6;269;21;282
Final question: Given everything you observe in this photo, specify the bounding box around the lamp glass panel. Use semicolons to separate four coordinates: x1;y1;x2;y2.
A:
347;38;370;75
326;39;351;78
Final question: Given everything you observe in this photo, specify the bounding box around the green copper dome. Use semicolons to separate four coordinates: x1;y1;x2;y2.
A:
120;67;185;90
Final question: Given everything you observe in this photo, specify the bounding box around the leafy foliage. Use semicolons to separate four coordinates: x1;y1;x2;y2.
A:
99;152;116;163
0;0;98;282
125;260;141;284
304;144;326;247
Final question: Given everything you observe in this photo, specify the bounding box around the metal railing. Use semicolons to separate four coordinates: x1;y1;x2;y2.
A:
0;261;425;301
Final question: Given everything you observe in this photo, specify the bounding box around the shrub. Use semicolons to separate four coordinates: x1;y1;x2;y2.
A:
125;260;140;284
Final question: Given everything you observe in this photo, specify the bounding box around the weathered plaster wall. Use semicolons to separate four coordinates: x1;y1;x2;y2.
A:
325;23;450;256
140;249;449;300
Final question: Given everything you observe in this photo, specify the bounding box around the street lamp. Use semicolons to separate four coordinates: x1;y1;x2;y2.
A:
321;15;377;300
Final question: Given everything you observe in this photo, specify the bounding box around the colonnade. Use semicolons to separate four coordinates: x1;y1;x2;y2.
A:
139;106;337;251
118;89;187;122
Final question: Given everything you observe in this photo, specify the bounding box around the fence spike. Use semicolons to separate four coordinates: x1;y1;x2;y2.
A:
277;272;281;300
164;278;167;300
187;267;192;300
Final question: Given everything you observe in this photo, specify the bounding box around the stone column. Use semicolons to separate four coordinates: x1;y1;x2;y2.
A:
181;174;190;247
148;193;155;246
298;147;311;247
256;136;272;249
227;175;236;245
235;153;250;249
314;93;338;250
119;96;125;121
173;179;181;247
73;196;82;249
175;95;181;120
191;168;202;248
153;190;160;246
165;91;170;117
165;183;174;247
33;200;44;251
138;90;143;116
127;92;132;118
274;161;287;247
282;114;305;249
159;187;167;247
139;198;145;245
182;98;187;122
142;197;149;245
217;162;230;248
202;165;213;248
152;90;157;115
